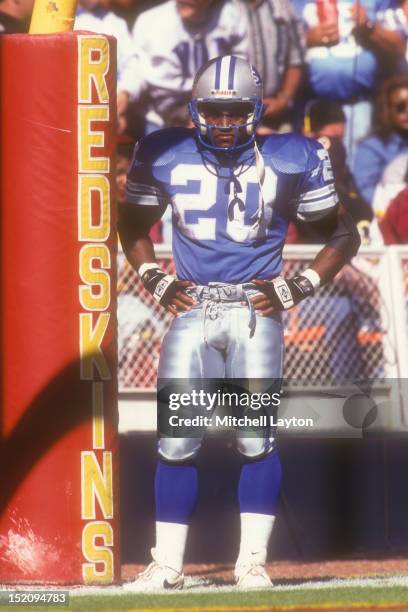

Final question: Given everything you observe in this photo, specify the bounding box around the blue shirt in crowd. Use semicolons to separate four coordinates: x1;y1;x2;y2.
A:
292;0;406;100
353;132;408;205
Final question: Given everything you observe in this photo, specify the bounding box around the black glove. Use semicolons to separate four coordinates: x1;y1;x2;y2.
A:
261;275;315;310
140;266;178;306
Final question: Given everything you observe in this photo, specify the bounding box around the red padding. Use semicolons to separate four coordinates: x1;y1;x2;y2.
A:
0;32;119;584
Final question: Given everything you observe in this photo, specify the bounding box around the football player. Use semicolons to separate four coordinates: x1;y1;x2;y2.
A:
119;55;360;590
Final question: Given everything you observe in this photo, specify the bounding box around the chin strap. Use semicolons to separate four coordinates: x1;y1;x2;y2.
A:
199;136;272;239
253;140;267;234
226;140;271;238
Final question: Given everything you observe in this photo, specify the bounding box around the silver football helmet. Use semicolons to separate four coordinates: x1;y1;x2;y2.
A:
189;55;264;152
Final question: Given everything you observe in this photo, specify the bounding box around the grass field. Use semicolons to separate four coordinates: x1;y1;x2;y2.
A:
2;576;408;612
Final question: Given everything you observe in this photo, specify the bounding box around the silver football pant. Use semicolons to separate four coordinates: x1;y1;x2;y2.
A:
157;284;284;462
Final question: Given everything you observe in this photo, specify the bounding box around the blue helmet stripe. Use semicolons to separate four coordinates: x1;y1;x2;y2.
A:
228;56;236;89
214;58;222;89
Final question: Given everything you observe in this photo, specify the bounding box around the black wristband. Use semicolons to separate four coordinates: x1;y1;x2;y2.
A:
141;267;177;306
263;275;315;311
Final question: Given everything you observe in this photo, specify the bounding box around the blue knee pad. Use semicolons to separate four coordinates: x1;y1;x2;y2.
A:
155;460;198;524
239;450;282;515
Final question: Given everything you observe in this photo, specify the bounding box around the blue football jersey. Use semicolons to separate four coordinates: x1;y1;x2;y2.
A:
126;128;338;285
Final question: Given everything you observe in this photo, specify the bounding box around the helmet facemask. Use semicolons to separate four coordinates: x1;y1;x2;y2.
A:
189;98;264;152
189;55;264;153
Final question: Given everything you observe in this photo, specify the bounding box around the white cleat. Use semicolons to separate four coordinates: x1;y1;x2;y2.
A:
235;553;273;590
123;548;184;592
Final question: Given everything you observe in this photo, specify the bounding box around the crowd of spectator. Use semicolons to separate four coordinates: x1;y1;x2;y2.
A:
1;0;408;244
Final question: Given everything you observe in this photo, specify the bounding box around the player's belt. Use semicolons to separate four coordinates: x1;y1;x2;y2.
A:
187;283;258;340
188;282;258;303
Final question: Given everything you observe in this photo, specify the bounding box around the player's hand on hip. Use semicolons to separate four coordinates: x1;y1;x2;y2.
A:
139;264;195;315
250;276;315;315
166;280;196;316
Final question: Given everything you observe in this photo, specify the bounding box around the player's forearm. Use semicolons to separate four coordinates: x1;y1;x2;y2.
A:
310;245;351;284
120;234;194;314
120;235;157;273
310;212;361;284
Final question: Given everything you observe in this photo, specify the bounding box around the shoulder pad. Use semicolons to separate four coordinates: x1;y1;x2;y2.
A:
258;133;323;175
132;128;197;168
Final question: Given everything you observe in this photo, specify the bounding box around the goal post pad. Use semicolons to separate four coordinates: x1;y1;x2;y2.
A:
0;32;119;585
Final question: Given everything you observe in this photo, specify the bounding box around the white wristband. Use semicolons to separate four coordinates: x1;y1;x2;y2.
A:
301;267;321;290
138;262;160;278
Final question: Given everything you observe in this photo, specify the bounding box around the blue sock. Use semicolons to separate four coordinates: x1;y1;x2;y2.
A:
238;451;282;515
155;460;198;524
